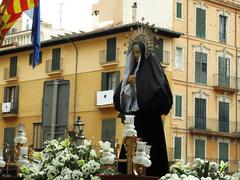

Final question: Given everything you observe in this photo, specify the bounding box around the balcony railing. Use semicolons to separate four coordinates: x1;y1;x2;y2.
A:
213;74;237;91
96;90;114;107
188;116;239;134
3;67;19;81
0;102;18;117
45;58;63;74
99;49;119;65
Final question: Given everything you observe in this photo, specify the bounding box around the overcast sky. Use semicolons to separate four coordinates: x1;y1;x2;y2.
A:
40;0;99;32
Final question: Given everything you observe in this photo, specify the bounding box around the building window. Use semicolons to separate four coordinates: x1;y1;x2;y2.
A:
218;56;230;87
195;98;206;129
174;137;182;160
195;139;205;159
3;127;15;162
195;52;207;84
33;122;43;150
101;119;116;147
196;8;206;38
219;15;227;43
176;2;182;19
219;142;229;163
106;37;116;62
175;47;183;70
218;102;230;133
29;51;42;65
154;38;163;63
10;56;18;78
175;95;182;118
3;85;19;114
101;71;120;91
52;48;61;71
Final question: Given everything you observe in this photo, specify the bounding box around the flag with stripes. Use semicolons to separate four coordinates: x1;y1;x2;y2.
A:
0;0;38;45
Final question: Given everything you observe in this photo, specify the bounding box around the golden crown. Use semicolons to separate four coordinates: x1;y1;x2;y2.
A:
125;18;156;57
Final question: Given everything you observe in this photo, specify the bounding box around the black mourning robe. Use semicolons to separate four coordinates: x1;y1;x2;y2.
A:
113;42;173;177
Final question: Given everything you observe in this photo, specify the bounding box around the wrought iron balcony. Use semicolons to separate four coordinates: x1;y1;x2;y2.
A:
45;58;63;74
3;67;19;81
99;49;119;66
213;74;237;91
188;116;239;135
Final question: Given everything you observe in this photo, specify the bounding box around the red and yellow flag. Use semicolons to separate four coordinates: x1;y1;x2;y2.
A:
0;0;38;45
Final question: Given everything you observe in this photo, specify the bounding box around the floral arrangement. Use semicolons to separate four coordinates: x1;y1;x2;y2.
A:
19;138;118;180
160;158;240;180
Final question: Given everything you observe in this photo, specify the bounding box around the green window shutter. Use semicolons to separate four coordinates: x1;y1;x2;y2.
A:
174;137;182;159
196;8;206;38
13;85;19;113
176;2;182;19
201;53;207;84
29;53;33;65
10;56;17;77
52;48;61;71
101;119;116;147
195;139;205;159
154;38;163;63
101;72;108;91
106;38;116;62
219;102;229;132
175;95;182;117
219;142;228;162
3;127;15;161
195;98;206;129
115;71;120;90
195;52;201;83
29;51;42;65
195;52;207;84
4;87;8;102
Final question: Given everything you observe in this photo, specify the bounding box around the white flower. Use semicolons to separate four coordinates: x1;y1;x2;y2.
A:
84;139;92;147
90;149;97;158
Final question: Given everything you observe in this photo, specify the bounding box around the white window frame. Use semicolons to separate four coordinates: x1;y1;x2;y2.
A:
174;46;184;71
217;10;230;44
192;44;210;85
193;136;207;160
173;93;184;120
195;3;208;39
175;0;183;20
173;136;183;161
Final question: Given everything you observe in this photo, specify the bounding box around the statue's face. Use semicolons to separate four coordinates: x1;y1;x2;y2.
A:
132;46;141;61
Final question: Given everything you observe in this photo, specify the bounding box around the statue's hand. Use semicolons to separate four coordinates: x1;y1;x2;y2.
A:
128;75;136;85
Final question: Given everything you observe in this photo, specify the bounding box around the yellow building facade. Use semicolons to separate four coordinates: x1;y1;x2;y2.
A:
171;0;240;172
0;24;180;167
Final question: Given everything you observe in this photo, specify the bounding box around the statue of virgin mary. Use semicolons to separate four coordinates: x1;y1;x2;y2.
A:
113;25;173;177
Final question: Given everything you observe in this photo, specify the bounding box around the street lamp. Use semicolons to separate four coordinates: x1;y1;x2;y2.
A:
14;124;29;166
73;116;85;145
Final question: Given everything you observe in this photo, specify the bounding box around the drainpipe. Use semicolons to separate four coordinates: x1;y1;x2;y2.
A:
71;41;79;122
185;0;189;163
234;10;238;168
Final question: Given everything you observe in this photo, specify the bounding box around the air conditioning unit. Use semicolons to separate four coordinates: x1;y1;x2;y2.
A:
2;102;11;113
96;90;114;106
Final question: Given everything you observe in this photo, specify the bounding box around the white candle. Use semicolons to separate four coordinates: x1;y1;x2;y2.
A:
20;147;29;156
